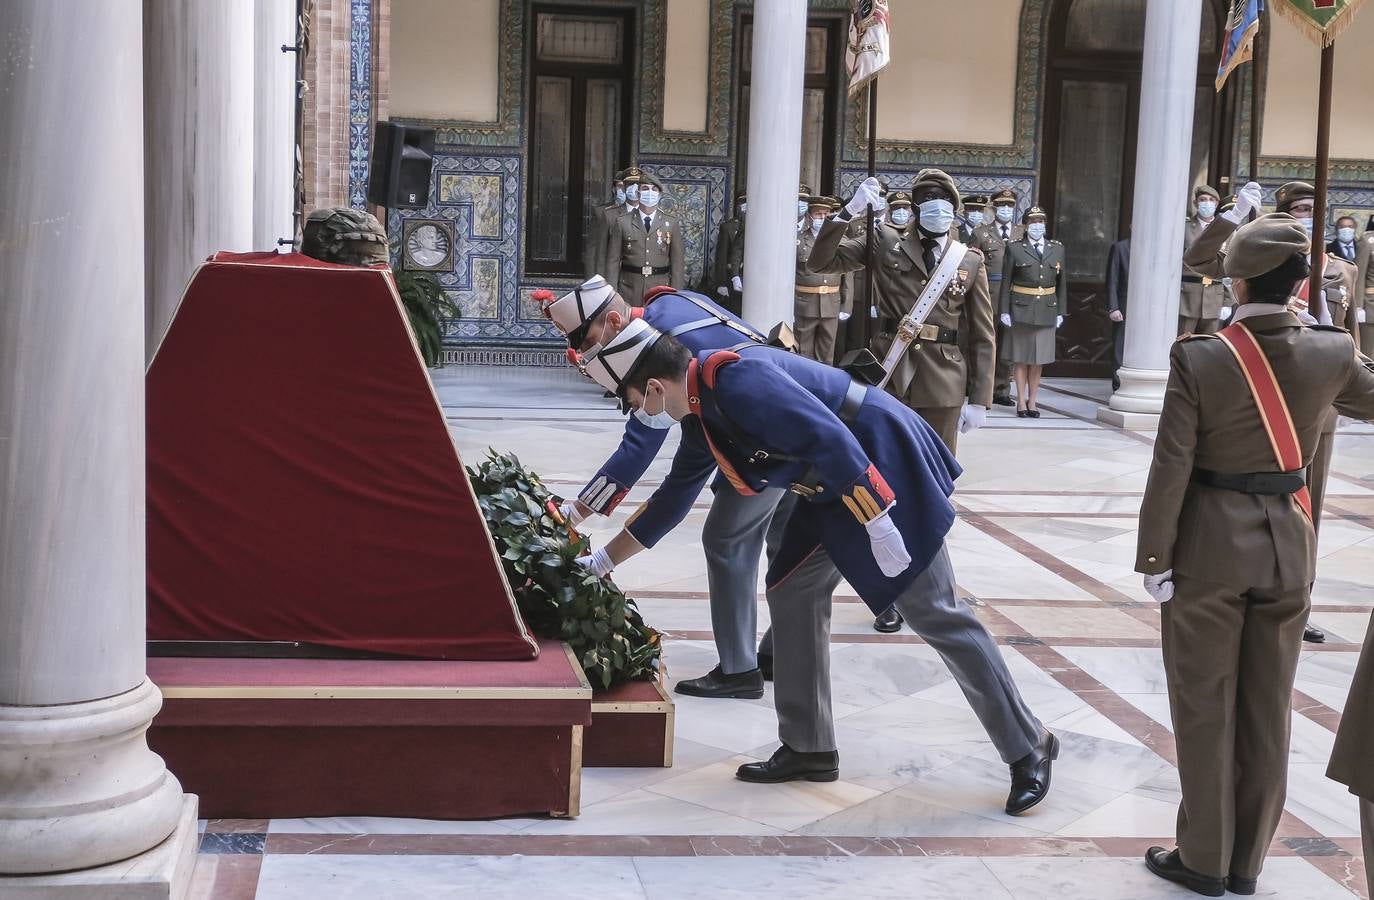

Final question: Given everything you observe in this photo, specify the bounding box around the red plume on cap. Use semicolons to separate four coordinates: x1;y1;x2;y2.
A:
532;289;556;320
564;346;585;369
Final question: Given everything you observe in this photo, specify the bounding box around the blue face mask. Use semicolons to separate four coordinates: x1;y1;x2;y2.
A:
625;184;639;203
1338;227;1356;243
615;187;626;205
797;201;810;217
1197;201;1217;218
638;188;660;208
967;211;986;227
995;205;1015;223
890;209;912;227
918;199;955;234
738;203;747;216
633;384;676;430
1027;223;1046;241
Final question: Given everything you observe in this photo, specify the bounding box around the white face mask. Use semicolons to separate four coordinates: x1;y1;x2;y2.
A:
1197;201;1217;218
810;217;823;234
1297;216;1313;236
614;187;626;205
1027;223;1046;241
1338;227;1356;242
797;201;810;217
633;384;675;430
639;188;660;208
625;184;639;203
995;205;1015;223
738;203;746;216
918;198;955;234
967;211;986;227
890;208;912;227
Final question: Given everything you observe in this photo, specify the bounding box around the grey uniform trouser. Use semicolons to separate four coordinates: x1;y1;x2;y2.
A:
767;541;1041;763
703;485;792;674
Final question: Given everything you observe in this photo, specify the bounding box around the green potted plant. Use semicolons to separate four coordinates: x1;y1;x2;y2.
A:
394;270;460;368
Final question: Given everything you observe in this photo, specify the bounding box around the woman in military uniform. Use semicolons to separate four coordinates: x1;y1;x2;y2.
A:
998;208;1065;417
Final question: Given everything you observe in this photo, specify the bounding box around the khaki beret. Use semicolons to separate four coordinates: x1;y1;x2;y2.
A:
1194;184;1220;201
912;168;962;213
1275;181;1314;213
1224;213;1311;279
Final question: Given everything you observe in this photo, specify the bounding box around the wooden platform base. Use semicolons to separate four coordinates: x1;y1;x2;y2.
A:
147;640;589;820
585;678;675;768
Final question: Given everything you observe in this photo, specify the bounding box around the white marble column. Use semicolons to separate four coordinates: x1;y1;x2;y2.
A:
0;0;192;882
255;0;298;250
144;0;256;360
1099;0;1203;429
740;0;807;328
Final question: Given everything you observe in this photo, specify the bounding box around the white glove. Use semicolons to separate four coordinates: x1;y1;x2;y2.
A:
838;311;851;321
1360;308;1367;324
1143;570;1175;604
575;547;615;577
732;275;743;293
716;286;728;298
1224;181;1263;224
1056;316;1064;328
1219;306;1233;321
845;177;883;218
864;506;911;578
958;402;986;434
559;500;587;528
1000;313;1012;328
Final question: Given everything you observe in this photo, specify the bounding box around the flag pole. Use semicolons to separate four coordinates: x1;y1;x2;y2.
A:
1248;10;1262;184
1306;40;1334;306
861;78;878;350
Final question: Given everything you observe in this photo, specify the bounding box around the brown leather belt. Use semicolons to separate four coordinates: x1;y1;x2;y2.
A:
1011;285;1056;296
796;284;840;294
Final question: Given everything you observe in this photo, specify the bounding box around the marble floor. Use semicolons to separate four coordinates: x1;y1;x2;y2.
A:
189;367;1374;900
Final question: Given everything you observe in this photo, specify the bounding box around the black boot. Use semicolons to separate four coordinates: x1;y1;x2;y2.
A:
873;606;903;633
736;744;839;783
1006;730;1058;814
1303;624;1326;643
674;665;764;699
1226;874;1257;895
1143;847;1225;897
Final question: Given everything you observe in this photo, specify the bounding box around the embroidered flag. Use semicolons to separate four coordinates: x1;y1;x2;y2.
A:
1276;0;1367;46
846;0;891;97
1216;0;1264;90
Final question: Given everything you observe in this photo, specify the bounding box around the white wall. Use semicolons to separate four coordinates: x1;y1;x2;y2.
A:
391;0;499;122
664;0;710;132
1262;9;1374;160
876;0;1021;145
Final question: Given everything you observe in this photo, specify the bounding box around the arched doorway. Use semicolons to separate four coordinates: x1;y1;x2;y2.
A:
1042;0;1233;377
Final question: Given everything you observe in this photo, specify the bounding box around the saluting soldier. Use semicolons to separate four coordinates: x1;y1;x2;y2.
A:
1356;219;1374;350
713;190;747;315
585;169;629;279
605;173;684;303
998;207;1065;418
574;321;1057;814
808;168;995;454
1179;184;1230;335
794;196;844;362
1137;212;1374;897
1329;611;1374;900
975;188;1025;406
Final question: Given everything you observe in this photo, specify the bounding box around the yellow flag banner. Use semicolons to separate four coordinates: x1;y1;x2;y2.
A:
1276;0;1367;46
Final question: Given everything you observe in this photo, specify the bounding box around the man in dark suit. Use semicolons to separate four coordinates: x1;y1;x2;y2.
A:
1105;231;1131;391
1328;215;1359;263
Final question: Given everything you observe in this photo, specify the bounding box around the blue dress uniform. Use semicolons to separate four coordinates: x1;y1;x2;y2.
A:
573;289;789;681
626;347;1045;764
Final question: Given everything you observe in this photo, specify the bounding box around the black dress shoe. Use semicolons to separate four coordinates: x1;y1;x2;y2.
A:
1006;730;1058;815
993;394;1016;407
1226;874;1257;895
1303;624;1327;644
1027;408;1041;419
758;652;773;682
873;607;904;633
674;665;764;700
1016;409;1028;418
736;744;839;783
1144;847;1225;897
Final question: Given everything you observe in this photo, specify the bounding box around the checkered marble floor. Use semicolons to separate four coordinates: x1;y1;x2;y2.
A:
189;369;1374;900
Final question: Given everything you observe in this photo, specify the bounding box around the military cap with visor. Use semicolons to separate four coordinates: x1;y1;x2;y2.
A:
1223;213;1311;280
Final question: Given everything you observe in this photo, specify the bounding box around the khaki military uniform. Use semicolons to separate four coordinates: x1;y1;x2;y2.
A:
1328;609;1374;900
808;217;995;453
794;227;842;363
713;216;745;315
605;208;685;303
1356;232;1374;351
585;202;622;279
1179;217;1229;335
973;221;1024;399
1138;312;1374;882
998;237;1066;365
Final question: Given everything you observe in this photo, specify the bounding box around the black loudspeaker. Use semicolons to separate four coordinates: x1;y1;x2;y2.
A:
367;122;435;209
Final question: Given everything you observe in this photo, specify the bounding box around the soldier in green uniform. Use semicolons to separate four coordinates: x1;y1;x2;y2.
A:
795;196;844;362
1179;184;1230;336
959;194;988;244
605;173;684;303
976;188;1024;406
998;207;1065;418
586;169;629;279
713;190;746;315
1356;220;1374;351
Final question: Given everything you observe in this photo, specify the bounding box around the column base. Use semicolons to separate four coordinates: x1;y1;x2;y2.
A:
1096;406;1161;430
1097;365;1169;429
0;795;198;899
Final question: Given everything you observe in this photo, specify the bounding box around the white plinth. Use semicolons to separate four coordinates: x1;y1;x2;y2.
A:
0;795;198;899
1096;406;1161;430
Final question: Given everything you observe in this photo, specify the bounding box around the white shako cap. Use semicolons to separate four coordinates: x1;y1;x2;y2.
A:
582;318;663;395
542;275;617;344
